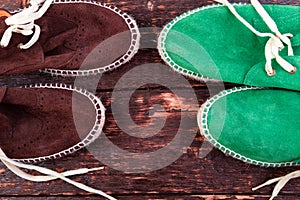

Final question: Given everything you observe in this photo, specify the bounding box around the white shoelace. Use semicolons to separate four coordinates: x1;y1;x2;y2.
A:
0;148;116;200
215;0;296;76
252;170;300;200
0;0;53;49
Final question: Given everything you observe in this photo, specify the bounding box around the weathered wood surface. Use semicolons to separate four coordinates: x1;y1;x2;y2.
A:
1;0;300;199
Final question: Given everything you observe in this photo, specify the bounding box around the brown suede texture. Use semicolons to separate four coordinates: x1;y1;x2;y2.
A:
0;2;131;75
0;87;96;160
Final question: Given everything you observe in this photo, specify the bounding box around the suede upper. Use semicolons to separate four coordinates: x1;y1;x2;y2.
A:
0;1;133;75
0;87;96;160
160;4;300;91
199;87;300;166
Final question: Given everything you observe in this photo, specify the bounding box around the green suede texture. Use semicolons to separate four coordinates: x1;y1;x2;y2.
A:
207;89;300;164
164;4;300;90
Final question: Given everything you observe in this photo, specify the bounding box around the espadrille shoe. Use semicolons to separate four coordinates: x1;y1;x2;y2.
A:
198;86;300;200
0;0;140;76
0;84;116;200
158;0;300;91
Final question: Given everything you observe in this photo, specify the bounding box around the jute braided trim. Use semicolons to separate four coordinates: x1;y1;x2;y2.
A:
10;0;141;77
157;3;247;81
14;83;105;163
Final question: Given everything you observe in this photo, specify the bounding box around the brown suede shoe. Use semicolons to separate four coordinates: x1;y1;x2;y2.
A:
0;83;105;162
0;84;117;199
0;0;140;76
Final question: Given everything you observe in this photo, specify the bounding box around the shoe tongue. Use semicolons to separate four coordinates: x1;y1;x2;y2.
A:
37;16;77;53
0;18;46;74
244;56;300;91
0;12;76;74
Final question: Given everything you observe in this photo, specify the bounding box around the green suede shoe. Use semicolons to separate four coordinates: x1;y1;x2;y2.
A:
158;0;300;90
198;86;300;199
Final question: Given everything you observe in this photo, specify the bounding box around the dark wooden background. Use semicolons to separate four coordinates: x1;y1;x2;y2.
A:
1;0;300;199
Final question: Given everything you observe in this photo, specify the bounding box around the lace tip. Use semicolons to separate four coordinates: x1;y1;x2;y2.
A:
84;166;104;173
267;69;276;76
288;51;294;56
0;41;8;48
269;195;276;200
288;66;297;74
252;185;261;191
17;43;24;49
89;167;104;171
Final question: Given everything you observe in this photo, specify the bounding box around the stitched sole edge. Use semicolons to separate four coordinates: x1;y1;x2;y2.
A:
197;86;300;167
37;0;141;77
14;83;105;163
157;3;247;82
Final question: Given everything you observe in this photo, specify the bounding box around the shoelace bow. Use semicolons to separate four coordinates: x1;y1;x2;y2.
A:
0;148;116;200
215;0;296;76
0;0;53;49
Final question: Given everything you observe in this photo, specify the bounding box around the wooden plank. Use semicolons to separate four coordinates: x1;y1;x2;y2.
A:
0;88;299;199
0;0;300;199
0;194;297;200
